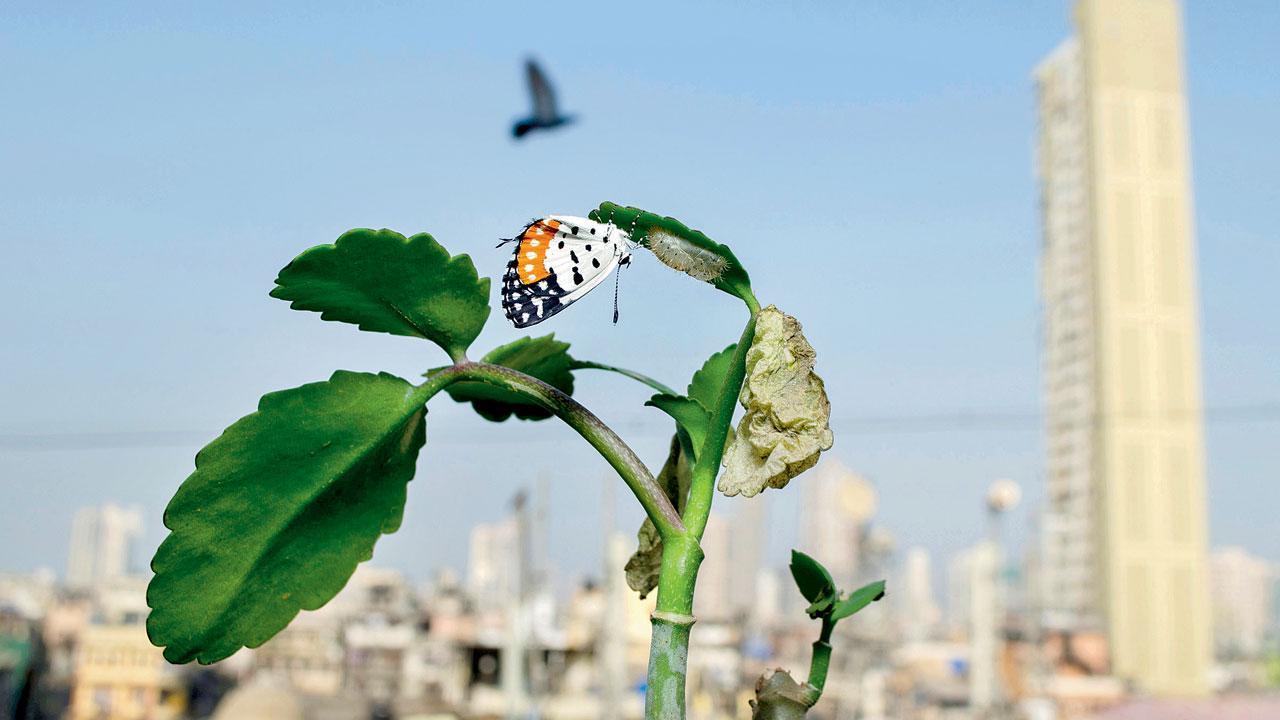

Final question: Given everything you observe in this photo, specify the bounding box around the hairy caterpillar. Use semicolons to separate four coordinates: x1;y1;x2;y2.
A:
647;230;728;283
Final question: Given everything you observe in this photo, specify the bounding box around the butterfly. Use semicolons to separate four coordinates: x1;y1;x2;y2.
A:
500;215;632;328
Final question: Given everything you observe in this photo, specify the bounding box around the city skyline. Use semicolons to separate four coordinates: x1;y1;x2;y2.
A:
6;491;1277;718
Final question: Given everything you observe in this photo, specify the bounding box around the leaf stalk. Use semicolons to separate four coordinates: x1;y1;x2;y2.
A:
424;362;686;538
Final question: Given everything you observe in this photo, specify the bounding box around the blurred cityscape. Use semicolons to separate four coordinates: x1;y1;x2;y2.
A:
3;0;1278;719
2;463;1278;720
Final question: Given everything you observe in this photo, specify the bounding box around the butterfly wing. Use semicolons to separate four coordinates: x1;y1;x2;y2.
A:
502;216;628;328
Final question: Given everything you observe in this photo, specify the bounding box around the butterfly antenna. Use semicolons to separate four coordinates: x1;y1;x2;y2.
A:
613;261;622;324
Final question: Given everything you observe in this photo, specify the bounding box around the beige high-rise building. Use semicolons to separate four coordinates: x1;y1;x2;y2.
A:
1035;0;1211;696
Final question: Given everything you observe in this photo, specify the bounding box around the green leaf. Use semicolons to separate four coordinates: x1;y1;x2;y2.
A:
789;550;836;606
645;395;709;461
271;228;490;361
437;334;574;422
686;344;738;414
625;435;692;598
642;343;738;462
147;371;429;664
589;202;752;301
831;580;887;622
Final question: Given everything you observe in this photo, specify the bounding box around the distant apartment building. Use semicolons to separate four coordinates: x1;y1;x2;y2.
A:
66;504;143;591
1209;547;1276;660
729;501;766;622
69;624;185;720
901;547;941;643
946;546;977;640
799;461;877;592
467;517;519;611
1035;0;1211;695
694;514;731;622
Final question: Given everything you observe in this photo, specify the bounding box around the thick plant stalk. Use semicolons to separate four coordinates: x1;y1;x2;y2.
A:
646;300;759;719
647;534;702;719
647;613;695;718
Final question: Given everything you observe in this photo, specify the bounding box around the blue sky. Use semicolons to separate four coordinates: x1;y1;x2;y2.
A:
2;1;1277;590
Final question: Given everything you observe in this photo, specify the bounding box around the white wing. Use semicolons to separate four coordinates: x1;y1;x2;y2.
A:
542;215;628;301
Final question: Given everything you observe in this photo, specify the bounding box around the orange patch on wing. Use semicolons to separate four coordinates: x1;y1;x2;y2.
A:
517;219;560;285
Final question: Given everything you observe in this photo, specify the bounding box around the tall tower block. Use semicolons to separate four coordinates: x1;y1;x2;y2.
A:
1036;0;1211;695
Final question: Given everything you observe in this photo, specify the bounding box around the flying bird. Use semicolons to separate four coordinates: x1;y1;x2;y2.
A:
512;59;575;139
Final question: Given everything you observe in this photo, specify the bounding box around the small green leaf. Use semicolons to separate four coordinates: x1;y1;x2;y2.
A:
271;229;490;360
789;550;836;606
805;596;836;618
589;202;752;301
147;371;429;664
625;436;692;598
831;580;887;622
686;344;738;414
437;335;574;422
645;395;709;461
642;344;738;462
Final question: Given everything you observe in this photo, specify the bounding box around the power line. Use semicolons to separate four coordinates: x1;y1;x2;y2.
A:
827;402;1280;435
0;431;209;451
2;402;1278;450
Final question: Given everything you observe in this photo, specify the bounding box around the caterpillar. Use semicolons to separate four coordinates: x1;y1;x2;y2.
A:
647;230;728;283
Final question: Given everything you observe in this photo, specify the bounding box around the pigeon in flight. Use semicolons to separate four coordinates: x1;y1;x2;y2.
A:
512;59;575;139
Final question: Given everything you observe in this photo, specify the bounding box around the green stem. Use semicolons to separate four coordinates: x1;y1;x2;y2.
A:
647;613;695;719
569;359;680;396
682;309;758;538
802;618;836;706
424;363;685;538
802;642;831;706
647;534;702;720
645;294;760;719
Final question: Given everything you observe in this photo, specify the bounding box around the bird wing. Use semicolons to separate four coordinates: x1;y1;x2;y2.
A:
526;59;558;122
